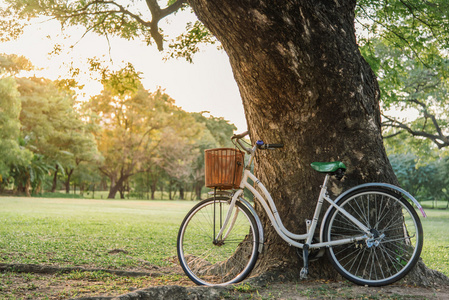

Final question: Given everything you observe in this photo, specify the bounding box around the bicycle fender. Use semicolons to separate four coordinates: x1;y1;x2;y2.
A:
319;182;427;244
239;197;265;254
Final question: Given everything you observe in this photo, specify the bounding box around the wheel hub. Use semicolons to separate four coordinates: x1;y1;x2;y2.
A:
366;229;385;248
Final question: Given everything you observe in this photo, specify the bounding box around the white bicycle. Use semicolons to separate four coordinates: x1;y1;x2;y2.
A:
177;131;425;286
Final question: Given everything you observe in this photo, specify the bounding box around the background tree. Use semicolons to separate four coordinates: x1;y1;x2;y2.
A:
85;64;178;199
9;153;53;196
158;127;199;200
130;167;158;200
361;39;449;148
17;76;98;193
0;53;33;74
0;54;34;192
0;76;33;189
355;1;449;58
1;54;99;195
59;131;101;194
384;131;449;206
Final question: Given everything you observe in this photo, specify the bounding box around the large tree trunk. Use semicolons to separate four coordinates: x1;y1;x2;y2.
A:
179;185;185;200
188;0;401;280
194;181;203;200
108;181;121;199
169;179;176;200
25;173;31;197
64;168;74;194
108;176;127;199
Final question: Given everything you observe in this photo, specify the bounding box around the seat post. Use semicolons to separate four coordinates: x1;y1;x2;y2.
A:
317;174;330;204
321;174;330;189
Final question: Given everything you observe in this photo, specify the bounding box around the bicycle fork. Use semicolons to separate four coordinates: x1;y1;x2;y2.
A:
213;191;241;244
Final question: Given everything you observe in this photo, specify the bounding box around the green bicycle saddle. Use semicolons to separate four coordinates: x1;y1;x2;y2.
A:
310;161;347;173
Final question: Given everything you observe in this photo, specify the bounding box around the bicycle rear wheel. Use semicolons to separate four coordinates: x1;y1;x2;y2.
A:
324;187;423;286
177;197;259;285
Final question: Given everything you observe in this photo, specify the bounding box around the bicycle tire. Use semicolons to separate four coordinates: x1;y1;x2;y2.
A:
323;187;423;286
177;197;259;285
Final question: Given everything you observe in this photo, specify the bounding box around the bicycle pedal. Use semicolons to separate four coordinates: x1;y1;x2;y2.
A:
300;267;309;279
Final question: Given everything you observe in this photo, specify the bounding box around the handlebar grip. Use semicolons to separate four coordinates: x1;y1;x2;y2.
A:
267;144;284;148
266;144;284;149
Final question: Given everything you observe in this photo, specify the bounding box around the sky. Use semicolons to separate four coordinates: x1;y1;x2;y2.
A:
1;12;248;132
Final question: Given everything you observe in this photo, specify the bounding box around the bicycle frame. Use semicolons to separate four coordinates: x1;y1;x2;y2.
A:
214;145;373;251
179;133;426;286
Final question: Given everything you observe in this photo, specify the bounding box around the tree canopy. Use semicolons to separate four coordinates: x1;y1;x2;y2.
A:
355;1;449;148
2;0;449;148
0;55;33;189
2;1;449;58
0;77;32;181
361;37;449;149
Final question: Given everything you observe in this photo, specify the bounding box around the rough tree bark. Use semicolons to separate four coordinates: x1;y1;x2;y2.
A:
187;0;435;283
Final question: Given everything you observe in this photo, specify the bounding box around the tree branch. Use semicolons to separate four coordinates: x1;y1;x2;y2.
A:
382;113;449;148
55;0;187;50
407;98;446;138
145;0;188;50
382;130;404;139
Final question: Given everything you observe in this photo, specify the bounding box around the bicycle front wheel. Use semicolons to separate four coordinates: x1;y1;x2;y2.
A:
324;187;423;286
177;197;259;285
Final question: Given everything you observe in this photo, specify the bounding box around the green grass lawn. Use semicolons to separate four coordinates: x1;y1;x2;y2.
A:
0;196;448;277
419;208;449;276
0;197;195;270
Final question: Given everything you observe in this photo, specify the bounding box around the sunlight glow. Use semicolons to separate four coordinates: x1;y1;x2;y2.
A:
2;15;247;132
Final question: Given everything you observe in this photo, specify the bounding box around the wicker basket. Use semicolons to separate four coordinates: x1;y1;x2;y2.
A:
205;148;244;190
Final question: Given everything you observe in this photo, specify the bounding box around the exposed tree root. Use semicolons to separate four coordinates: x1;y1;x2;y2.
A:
2;261;448;300
245;257;449;288
74;285;230;300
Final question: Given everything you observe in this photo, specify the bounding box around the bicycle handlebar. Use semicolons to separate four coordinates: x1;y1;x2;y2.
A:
232;131;283;153
231;131;249;139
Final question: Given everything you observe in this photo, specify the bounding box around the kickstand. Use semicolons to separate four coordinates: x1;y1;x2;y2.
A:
300;244;309;279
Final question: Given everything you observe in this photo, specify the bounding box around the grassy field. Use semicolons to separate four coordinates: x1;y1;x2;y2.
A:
0;197;194;270
1;197;448;273
419;208;449;276
0;197;448;299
